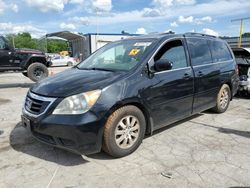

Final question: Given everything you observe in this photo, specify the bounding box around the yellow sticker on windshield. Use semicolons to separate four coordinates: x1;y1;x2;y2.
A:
129;48;140;56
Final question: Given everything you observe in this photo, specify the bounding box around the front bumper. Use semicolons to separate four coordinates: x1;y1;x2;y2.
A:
238;78;250;92
22;111;105;155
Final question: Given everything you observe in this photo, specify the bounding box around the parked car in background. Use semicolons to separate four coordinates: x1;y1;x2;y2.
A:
45;53;60;60
22;33;238;157
51;56;77;67
0;35;49;82
232;48;250;96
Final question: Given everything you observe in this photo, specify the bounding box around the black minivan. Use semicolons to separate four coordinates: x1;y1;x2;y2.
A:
22;33;238;157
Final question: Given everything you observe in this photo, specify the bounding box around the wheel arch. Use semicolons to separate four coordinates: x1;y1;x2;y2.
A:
24;55;48;69
105;100;154;136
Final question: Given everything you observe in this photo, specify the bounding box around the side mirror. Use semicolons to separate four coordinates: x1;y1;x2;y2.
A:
154;59;173;72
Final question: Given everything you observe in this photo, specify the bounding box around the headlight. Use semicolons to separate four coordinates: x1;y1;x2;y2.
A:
53;90;101;115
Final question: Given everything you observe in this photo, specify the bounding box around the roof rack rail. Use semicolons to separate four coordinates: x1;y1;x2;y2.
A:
184;32;217;38
147;31;175;35
161;31;175;35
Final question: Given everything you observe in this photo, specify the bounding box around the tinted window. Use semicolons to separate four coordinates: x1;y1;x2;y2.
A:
78;40;154;71
187;38;212;66
209;40;232;62
154;40;187;70
0;38;5;49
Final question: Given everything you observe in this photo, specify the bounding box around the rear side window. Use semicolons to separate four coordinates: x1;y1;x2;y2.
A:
208;40;232;62
186;38;212;66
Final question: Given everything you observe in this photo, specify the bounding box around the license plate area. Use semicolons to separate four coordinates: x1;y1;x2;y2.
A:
21;115;30;128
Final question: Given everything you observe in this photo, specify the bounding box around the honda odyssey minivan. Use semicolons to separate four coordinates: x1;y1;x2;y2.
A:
22;33;239;157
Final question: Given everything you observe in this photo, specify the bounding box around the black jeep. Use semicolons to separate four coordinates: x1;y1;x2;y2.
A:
0;35;50;82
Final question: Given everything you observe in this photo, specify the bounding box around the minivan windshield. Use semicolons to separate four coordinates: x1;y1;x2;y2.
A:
77;39;154;71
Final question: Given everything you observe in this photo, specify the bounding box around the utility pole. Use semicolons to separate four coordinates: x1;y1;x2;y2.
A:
95;8;99;49
231;17;250;48
12;34;15;48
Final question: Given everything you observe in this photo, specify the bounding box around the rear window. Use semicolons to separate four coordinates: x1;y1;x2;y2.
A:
186;38;212;66
208;40;232;62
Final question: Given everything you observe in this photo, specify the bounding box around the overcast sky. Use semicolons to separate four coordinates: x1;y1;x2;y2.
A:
0;0;250;38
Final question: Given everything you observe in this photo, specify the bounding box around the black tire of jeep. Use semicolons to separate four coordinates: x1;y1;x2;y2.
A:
102;105;146;158
211;84;231;113
27;63;49;82
67;62;73;66
22;72;28;77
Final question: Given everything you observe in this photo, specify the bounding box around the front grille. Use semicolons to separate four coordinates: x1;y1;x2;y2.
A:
25;96;49;115
24;92;56;116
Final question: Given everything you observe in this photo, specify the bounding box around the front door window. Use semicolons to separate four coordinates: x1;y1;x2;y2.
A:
154;40;188;71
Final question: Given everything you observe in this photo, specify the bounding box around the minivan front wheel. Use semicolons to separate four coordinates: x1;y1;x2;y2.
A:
212;84;231;113
103;105;146;157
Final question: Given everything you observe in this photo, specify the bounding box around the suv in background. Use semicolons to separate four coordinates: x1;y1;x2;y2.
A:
0;35;50;82
232;47;250;96
22;33;239;157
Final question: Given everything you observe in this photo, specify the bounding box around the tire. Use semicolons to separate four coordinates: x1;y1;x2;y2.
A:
67;62;73;66
47;61;52;67
27;63;49;82
22;72;28;77
211;84;231;113
103;105;146;158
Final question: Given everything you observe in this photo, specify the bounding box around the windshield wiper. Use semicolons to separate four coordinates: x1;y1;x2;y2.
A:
87;67;116;72
77;66;119;72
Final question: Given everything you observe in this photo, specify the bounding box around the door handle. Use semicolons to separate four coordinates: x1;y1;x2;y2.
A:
197;71;204;77
183;73;191;80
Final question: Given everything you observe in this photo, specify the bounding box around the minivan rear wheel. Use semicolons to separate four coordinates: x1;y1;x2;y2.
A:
211;84;231;113
103;105;146;158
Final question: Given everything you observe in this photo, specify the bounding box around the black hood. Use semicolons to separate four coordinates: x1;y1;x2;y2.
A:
31;68;125;97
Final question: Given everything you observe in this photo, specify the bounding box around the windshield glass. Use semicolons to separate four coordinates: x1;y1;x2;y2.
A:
77;39;154;71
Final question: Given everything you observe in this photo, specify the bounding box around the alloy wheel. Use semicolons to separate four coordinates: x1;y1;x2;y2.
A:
115;115;140;149
220;88;229;109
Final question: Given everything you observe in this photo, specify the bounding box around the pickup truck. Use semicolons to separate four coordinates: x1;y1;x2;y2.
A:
0;35;50;82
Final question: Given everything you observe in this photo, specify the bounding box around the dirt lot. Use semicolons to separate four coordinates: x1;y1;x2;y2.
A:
0;68;250;187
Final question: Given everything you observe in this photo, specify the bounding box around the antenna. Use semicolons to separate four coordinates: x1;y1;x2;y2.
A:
231;17;250;47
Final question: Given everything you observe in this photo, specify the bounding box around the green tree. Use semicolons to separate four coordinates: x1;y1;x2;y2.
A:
4;32;68;53
5;32;37;49
242;32;250;37
47;39;68;53
14;32;37;49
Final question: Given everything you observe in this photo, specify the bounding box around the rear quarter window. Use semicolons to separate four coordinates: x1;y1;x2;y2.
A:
186;38;212;66
208;40;232;62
